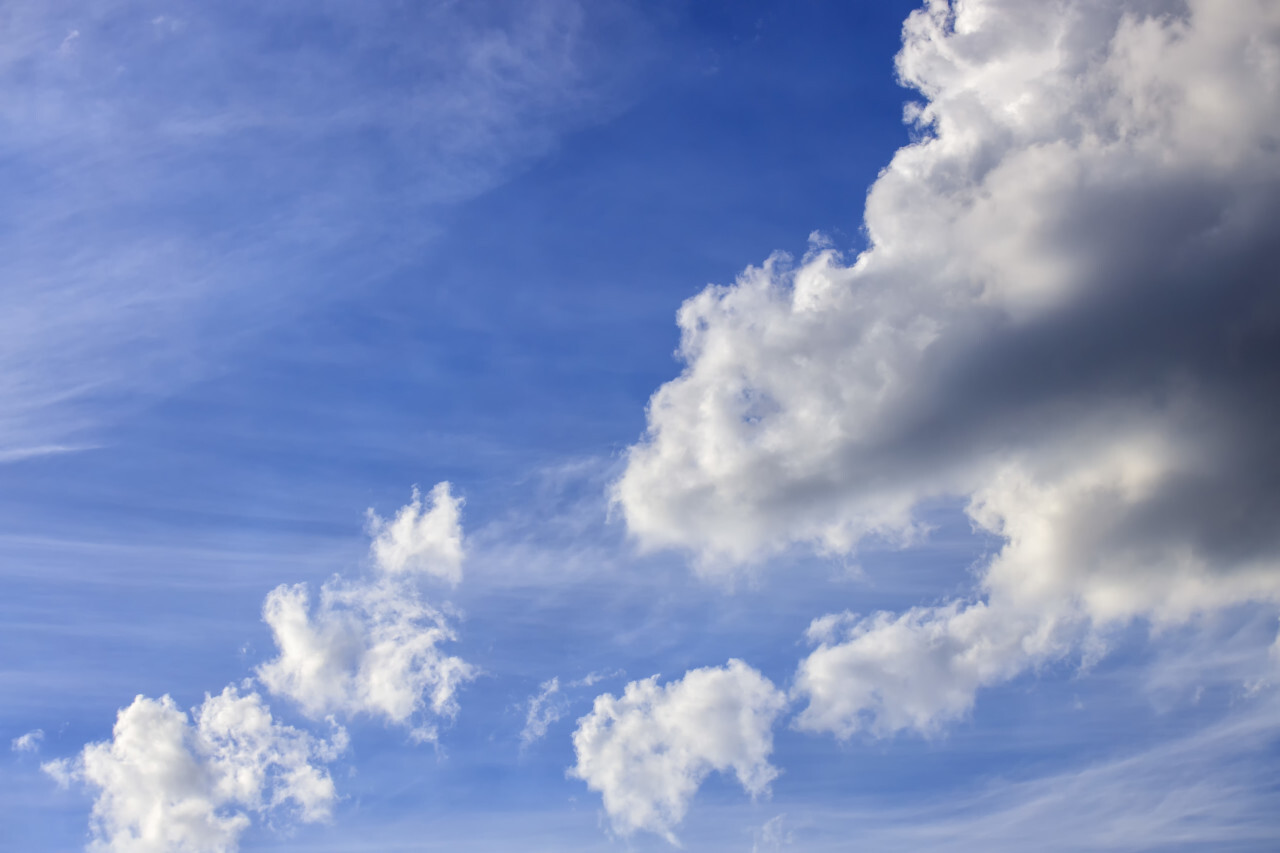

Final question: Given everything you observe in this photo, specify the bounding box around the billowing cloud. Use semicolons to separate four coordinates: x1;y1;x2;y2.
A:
570;660;787;843
42;686;343;853
257;578;474;739
368;482;465;584
259;483;476;738
617;0;1280;736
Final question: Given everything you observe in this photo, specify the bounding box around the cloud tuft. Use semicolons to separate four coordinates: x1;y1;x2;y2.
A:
368;482;465;584
570;660;787;843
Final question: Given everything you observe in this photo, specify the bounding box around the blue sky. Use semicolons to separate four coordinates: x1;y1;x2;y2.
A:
4;1;1280;851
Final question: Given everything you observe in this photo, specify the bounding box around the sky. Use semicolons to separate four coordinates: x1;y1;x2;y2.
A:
3;0;1280;851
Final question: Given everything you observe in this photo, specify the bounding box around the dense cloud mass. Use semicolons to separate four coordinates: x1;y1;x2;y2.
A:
617;0;1280;735
571;660;787;842
42;687;343;853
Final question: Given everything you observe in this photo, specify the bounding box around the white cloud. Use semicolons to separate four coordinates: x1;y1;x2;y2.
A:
616;0;1280;735
368;482;465;584
257;577;475;734
42;686;343;853
11;728;44;753
570;660;787;843
794;602;1058;739
259;484;476;735
841;693;1280;853
521;678;565;747
521;671;628;747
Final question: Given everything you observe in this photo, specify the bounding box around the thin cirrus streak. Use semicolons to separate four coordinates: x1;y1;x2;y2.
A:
0;0;647;456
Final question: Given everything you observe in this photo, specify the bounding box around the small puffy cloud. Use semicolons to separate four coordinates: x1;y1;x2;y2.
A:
570;660;787;843
616;0;1280;734
257;577;475;734
11;728;43;753
368;482;465;584
42;687;342;853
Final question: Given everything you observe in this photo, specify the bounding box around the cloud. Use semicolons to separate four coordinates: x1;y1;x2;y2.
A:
47;484;475;847
616;0;1280;735
835;693;1280;853
520;669;627;747
368;482;465;584
0;0;647;454
521;678;565;747
753;814;793;853
257;578;475;738
11;729;44;753
570;660;787;843
259;484;476;737
42;686;343;853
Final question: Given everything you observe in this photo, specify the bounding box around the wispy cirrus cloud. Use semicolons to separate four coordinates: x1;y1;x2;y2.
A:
11;729;44;753
0;0;649;454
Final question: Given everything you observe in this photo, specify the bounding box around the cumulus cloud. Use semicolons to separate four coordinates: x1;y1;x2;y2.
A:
570;660;787;843
368;482;465;584
617;0;1280;736
257;578;475;738
11;728;44;753
42;686;343;853
258;484;476;738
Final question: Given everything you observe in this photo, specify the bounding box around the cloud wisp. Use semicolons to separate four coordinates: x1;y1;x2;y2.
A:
12;729;44;753
521;677;565;748
615;0;1280;737
0;0;644;455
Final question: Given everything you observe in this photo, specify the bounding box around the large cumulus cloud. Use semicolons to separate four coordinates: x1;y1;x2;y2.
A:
616;0;1280;736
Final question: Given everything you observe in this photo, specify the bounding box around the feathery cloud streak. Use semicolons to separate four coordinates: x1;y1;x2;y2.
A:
0;0;644;455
